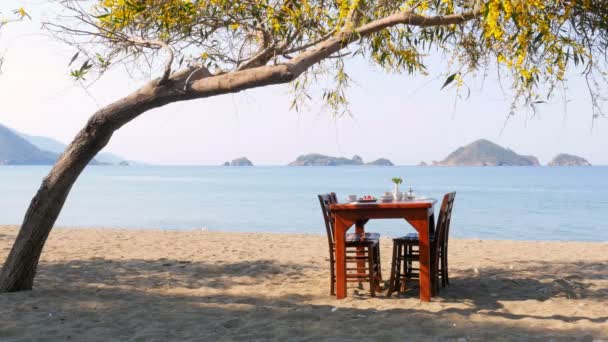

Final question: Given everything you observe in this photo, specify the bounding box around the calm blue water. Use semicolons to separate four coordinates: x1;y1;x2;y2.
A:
0;166;606;241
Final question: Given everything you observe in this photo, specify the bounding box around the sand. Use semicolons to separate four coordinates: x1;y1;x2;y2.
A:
0;225;607;341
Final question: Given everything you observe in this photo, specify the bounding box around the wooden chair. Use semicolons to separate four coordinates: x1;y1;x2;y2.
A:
318;193;382;297
387;192;456;297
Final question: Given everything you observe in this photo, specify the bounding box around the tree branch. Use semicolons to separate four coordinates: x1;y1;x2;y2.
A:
282;30;336;55
356;9;480;36
236;44;277;71
127;38;174;84
185;9;481;98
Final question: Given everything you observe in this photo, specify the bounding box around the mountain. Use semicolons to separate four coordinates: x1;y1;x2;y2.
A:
433;139;540;166
0;125;59;165
288;154;364;166
366;158;394;166
15;130;128;165
548;154;591;166
223;157;254;166
7;126;136;165
17;132;67;154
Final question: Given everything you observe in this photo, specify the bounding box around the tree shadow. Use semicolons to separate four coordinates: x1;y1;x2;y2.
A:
0;231;13;240
37;257;315;291
0;229;18;244
0;257;606;341
386;260;608;325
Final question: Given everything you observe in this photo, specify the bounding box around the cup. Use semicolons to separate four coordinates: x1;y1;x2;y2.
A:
393;192;403;201
347;194;357;202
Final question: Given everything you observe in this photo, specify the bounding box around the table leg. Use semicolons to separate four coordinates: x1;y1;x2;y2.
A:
334;216;353;299
406;216;432;302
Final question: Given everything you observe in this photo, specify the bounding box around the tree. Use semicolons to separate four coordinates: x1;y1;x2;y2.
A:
1;0;607;292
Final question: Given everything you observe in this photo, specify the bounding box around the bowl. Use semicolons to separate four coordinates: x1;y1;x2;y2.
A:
380;195;393;202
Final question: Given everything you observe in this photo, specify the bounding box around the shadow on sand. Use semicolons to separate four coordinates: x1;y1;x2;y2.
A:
0;257;606;341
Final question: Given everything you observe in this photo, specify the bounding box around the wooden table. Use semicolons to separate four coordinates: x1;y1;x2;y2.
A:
329;199;437;301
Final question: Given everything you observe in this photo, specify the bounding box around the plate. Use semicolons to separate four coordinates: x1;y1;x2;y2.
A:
357;198;377;203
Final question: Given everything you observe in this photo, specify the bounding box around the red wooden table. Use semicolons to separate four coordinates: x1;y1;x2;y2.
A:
329;199;437;301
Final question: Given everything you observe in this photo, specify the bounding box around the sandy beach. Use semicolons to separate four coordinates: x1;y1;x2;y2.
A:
0;225;606;341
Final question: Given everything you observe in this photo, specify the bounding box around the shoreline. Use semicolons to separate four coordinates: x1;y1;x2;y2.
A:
2;225;607;244
1;226;607;340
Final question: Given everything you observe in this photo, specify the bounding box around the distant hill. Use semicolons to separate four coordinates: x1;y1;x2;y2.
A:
288;154;393;166
8;126;134;165
0;125;59;165
548;154;591;166
366;158;394;166
433;139;540;166
17;132;67;154
223;157;254;166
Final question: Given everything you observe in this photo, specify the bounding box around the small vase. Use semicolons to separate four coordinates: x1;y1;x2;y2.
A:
393;184;400;200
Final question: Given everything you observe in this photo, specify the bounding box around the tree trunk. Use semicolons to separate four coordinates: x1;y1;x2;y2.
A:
0;81;174;292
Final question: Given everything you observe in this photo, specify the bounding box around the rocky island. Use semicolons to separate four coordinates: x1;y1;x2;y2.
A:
548;154;591;166
288;154;393;166
366;158;394;166
223;157;254;166
432;139;540;166
288;154;361;166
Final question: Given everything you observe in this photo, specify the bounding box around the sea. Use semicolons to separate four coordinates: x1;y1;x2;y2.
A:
0;166;606;242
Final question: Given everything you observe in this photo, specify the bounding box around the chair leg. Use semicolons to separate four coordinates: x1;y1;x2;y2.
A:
330;257;335;296
399;243;406;293
432;248;440;295
405;245;411;279
368;246;376;297
443;247;449;286
375;243;383;284
440;248;445;288
400;244;408;292
373;244;383;292
387;242;398;297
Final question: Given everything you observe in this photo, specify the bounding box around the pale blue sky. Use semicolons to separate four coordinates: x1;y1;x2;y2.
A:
1;1;606;165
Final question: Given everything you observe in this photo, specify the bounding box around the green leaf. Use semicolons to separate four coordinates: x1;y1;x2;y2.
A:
68;52;79;67
441;73;458;90
80;60;92;71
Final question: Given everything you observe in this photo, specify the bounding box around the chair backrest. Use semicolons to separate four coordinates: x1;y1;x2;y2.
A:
318;193;338;252
434;192;456;254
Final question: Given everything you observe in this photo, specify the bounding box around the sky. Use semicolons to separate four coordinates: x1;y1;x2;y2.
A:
1;1;607;165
